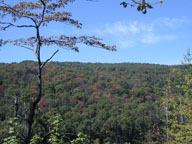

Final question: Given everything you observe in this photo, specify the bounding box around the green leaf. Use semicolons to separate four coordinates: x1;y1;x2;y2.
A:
120;2;127;8
137;4;143;11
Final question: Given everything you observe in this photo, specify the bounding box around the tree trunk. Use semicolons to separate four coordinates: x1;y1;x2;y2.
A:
14;95;19;117
24;26;42;144
24;59;42;144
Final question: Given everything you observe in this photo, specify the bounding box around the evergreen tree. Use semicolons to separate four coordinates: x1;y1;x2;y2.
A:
163;49;192;143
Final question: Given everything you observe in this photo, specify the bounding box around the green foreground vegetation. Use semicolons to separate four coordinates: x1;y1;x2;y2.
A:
0;61;182;143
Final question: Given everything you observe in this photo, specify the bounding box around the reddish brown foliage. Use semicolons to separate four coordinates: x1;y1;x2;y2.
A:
38;96;49;112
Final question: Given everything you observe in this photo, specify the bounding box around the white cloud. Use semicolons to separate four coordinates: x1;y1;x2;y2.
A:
118;40;136;48
141;34;177;44
141;24;153;32
81;17;185;48
162;35;177;40
141;34;160;44
95;21;153;35
156;17;187;28
104;21;140;35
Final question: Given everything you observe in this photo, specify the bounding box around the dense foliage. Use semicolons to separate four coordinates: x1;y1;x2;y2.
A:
162;51;192;143
0;61;171;143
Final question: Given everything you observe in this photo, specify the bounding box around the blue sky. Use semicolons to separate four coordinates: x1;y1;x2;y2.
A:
0;0;192;65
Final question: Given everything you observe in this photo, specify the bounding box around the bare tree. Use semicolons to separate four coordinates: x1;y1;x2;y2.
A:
0;0;116;143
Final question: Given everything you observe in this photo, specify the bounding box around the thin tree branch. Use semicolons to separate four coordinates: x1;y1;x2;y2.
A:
0;2;37;26
19;45;35;53
11;44;37;57
43;38;116;51
62;134;72;143
38;0;46;27
0;22;35;30
41;131;53;143
17;115;28;121
131;0;140;4
41;49;59;68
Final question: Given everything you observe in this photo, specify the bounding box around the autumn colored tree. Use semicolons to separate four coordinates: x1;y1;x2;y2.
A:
120;0;163;14
0;61;169;143
0;0;115;143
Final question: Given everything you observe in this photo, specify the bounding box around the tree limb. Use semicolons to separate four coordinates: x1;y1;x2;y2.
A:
0;22;35;30
41;49;59;68
0;1;37;25
19;45;35;53
17;115;28;121
10;43;37;57
38;0;46;27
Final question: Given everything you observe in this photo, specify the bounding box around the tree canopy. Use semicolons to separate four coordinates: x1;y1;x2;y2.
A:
162;50;192;143
0;62;170;143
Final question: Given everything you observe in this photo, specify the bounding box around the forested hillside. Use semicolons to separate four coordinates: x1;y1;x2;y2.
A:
0;61;173;143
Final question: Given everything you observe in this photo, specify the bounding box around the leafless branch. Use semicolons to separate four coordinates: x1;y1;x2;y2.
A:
38;0;46;27
41;49;59;68
12;43;37;55
20;45;35;52
131;0;140;4
0;22;35;30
